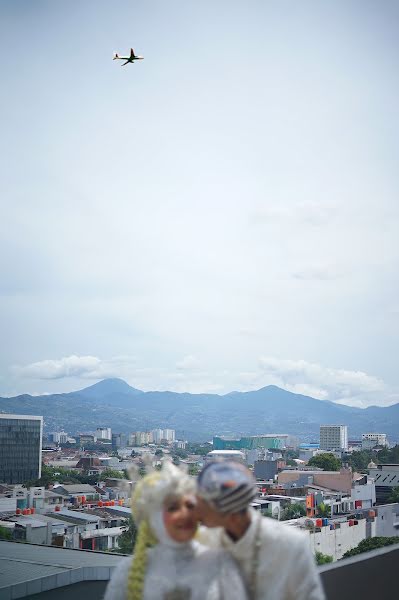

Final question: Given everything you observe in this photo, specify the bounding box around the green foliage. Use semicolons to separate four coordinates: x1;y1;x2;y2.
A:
342;536;399;558
316;502;331;518
387;486;399;504
188;465;200;476
155;449;163;456
344;450;374;472
0;525;12;540
100;469;128;480
116;517;137;554
26;464;127;488
172;449;189;460
376;445;399;464
280;503;306;521
185;443;212;456
315;551;333;565
308;453;341;471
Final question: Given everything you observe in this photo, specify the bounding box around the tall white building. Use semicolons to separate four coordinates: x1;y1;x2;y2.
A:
320;425;348;451
163;429;176;443
362;433;388;449
152;429;164;444
96;427;112;441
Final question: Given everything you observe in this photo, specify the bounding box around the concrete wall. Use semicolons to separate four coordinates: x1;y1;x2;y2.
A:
306;518;376;561
375;503;399;537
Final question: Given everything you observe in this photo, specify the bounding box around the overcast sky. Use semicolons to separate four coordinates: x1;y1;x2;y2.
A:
1;1;398;408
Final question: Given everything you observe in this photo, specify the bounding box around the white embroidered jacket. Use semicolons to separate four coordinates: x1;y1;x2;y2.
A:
197;509;326;600
103;539;248;600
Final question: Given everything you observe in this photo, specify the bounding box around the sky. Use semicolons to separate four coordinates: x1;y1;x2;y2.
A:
1;1;398;408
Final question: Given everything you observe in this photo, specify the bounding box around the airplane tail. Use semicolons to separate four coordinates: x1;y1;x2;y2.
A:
113;52;119;60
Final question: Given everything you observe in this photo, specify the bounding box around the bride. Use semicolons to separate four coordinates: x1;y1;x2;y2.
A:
104;460;248;600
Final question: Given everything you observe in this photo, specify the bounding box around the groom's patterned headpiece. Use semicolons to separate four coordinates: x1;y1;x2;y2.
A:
197;461;257;513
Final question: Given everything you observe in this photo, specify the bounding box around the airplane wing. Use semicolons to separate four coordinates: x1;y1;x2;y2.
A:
122;60;131;66
130;48;136;59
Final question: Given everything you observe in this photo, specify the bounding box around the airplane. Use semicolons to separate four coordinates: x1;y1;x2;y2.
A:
113;48;144;66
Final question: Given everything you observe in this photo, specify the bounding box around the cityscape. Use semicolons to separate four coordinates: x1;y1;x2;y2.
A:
1;396;399;597
1;1;399;599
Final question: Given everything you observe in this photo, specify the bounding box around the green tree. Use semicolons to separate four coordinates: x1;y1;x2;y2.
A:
315;551;333;565
344;450;374;472
280;503;306;521
0;525;12;540
116;518;137;554
155;449;164;456
308;453;341;471
387;486;399;503
316;502;331;518
100;469;128;480
342;537;399;558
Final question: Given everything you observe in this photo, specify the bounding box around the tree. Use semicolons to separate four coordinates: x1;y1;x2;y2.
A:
100;469;128;480
116;518;137;554
155;449;164;457
316;502;331;518
344;450;374;472
342;537;399;558
280;503;306;521
0;525;12;540
308;453;341;471
387;486;399;504
315;551;333;565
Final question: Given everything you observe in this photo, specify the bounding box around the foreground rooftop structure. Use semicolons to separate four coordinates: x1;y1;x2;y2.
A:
0;539;398;599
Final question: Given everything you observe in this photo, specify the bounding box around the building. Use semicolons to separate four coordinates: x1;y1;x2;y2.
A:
254;460;285;480
205;450;245;464
96;427;112;441
213;434;288;451
362;433;388;449
320;425;348;452
151;429;164;444
111;432;127;448
163;429;176;443
48;430;68;444
0;414;43;484
367;463;399;503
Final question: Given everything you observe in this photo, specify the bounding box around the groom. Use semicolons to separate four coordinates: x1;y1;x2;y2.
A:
196;461;325;600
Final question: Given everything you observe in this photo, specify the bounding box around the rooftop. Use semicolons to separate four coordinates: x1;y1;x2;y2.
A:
0;540;122;599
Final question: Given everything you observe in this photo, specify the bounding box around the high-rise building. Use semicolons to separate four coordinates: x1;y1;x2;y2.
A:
0;414;43;484
320;425;348;451
152;429;164;444
163;429;176;443
96;427;112;441
362;433;388;449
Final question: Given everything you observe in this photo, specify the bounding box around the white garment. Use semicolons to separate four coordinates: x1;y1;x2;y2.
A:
197;509;326;600
103;539;248;600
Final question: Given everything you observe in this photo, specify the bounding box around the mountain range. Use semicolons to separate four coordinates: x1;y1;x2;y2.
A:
1;378;398;442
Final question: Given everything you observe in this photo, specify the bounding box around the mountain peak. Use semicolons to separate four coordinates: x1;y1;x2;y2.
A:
76;378;143;398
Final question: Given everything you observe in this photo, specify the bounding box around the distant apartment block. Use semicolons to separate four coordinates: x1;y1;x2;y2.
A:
320;425;348;452
96;427;112;441
361;433;388;449
163;429;176;442
48;430;68;444
0;414;43;484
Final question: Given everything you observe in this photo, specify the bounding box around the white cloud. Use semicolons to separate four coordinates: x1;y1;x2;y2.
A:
257;356;388;406
12;355;136;380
